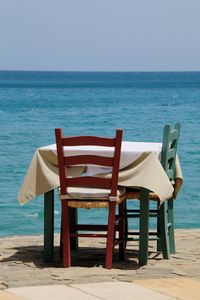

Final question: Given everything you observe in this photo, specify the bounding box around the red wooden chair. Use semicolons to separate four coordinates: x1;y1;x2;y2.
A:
55;128;125;269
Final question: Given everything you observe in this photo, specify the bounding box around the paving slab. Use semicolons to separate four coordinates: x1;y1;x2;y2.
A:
0;290;23;300
6;282;176;300
133;278;200;300
71;281;175;300
6;285;99;300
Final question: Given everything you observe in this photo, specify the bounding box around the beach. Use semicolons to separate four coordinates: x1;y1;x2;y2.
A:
1;229;200;299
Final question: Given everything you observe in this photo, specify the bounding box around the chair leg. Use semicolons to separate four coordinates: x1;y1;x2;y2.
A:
168;199;176;254
59;218;63;258
62;200;71;267
124;200;128;248
157;202;162;252
119;201;125;260
70;208;78;250
105;202;116;269
159;201;170;259
139;188;149;265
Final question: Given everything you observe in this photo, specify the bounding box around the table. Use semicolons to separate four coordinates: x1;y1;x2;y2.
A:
17;141;183;262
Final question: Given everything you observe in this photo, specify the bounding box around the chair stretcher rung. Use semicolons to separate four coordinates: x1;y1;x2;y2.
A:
127;236;159;241
70;233;107;238
125;209;158;213
126;213;157;218
126;214;140;218
127;231;158;236
71;224;108;231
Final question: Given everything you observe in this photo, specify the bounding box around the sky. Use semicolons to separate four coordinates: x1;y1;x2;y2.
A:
0;0;200;71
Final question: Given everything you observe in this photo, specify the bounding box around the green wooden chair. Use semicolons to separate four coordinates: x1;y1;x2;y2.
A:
124;123;181;265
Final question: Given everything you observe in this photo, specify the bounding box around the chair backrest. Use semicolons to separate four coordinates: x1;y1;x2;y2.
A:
161;123;181;182
55;129;123;198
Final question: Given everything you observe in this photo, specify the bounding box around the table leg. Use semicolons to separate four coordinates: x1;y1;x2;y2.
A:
139;188;149;265
44;190;54;262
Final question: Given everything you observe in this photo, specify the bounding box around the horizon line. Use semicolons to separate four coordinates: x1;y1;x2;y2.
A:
1;69;200;73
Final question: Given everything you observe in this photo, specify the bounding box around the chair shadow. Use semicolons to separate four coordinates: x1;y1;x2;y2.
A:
0;244;160;270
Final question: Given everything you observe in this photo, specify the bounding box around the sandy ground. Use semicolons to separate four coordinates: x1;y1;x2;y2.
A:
0;229;200;299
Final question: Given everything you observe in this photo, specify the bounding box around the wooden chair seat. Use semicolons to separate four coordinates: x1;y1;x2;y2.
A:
126;188;160;201
67;193;126;209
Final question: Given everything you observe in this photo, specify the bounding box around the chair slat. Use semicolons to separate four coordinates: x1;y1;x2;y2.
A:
166;169;174;180
169;129;179;141
66;176;112;188
62;136;115;147
167;148;176;161
64;155;114;167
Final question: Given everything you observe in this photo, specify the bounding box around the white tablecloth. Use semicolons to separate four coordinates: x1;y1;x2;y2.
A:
45;141;162;175
17;142;183;205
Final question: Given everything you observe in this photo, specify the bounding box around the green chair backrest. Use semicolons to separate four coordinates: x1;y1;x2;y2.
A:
161;123;181;182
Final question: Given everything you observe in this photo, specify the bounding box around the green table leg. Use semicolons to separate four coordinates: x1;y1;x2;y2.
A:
139;188;150;265
44;190;54;262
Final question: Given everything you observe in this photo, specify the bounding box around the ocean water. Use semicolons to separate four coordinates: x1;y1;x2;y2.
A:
0;71;200;237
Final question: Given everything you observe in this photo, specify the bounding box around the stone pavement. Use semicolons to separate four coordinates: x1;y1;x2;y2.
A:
0;229;200;299
0;282;176;300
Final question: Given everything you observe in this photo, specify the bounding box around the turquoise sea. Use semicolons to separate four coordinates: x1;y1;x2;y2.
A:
0;71;200;236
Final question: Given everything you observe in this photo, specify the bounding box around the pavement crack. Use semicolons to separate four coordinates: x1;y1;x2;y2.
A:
69;285;105;300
